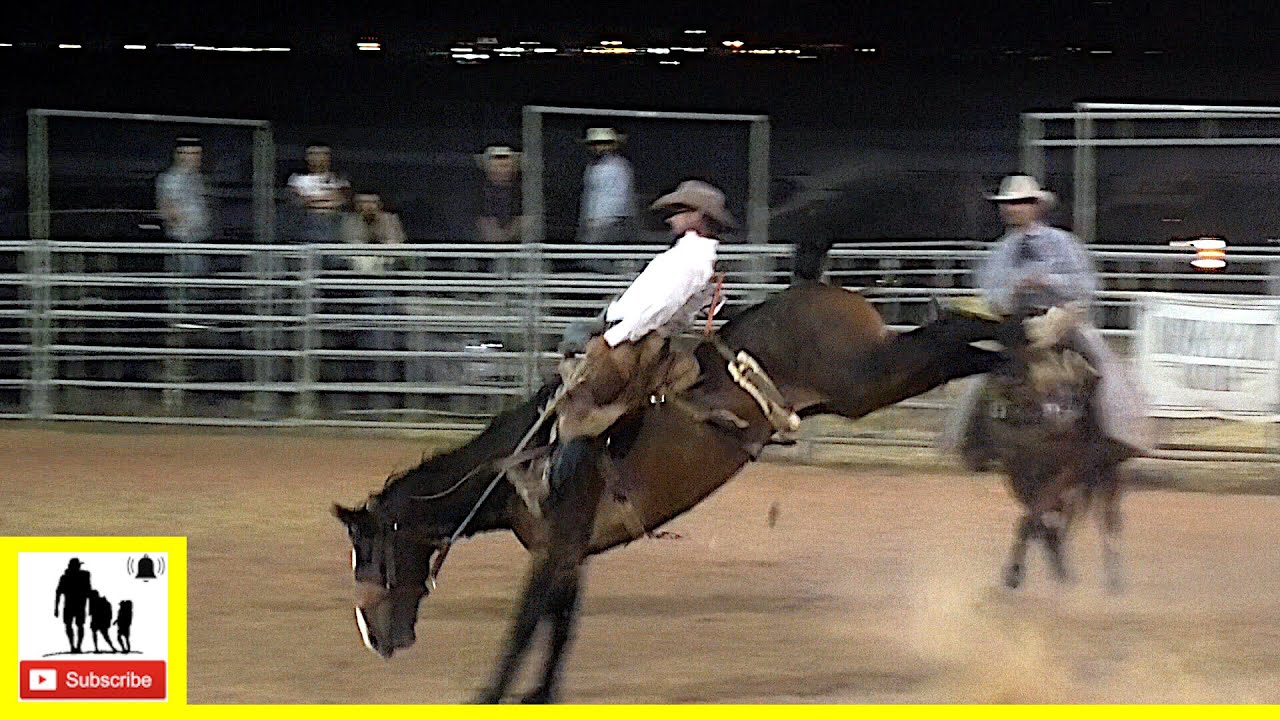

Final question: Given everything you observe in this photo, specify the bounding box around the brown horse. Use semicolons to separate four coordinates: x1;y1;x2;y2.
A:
983;306;1138;592
333;283;1004;703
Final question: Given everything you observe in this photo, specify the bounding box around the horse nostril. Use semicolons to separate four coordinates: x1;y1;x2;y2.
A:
354;580;388;609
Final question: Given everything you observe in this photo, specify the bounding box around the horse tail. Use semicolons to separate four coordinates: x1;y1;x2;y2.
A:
792;236;835;285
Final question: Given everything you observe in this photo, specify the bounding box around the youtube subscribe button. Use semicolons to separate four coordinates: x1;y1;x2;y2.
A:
20;660;166;700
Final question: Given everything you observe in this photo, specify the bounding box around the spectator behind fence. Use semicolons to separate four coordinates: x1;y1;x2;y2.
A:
156;136;212;275
475;145;524;243
287;142;351;242
337;191;405;404
338;192;406;273
578;127;636;246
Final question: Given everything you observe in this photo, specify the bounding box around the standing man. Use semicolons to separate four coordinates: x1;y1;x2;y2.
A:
156;136;213;276
338;191;406;273
287;142;351;243
54;558;92;653
577;128;636;270
475;145;524;243
944;175;1154;468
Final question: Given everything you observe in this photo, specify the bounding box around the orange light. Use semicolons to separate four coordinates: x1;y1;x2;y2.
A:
1189;238;1227;270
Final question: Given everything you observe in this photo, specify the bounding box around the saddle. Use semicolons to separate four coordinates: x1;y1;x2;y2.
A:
505;332;798;517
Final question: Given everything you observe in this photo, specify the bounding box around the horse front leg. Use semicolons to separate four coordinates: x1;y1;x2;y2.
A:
520;572;583;704
476;437;606;704
1003;514;1035;589
1096;466;1125;594
1038;516;1072;584
473;552;557;703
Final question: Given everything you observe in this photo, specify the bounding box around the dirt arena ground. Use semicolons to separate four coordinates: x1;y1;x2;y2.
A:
4;425;1280;703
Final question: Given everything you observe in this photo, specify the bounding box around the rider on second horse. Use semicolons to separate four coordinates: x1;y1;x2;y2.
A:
942;174;1155;468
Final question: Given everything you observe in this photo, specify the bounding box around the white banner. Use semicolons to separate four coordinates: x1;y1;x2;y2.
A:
1135;293;1280;421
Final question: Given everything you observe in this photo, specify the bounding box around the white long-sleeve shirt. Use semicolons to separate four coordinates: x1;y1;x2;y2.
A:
602;231;719;347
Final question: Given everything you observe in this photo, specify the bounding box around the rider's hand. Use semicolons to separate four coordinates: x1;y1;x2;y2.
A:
1018;274;1048;289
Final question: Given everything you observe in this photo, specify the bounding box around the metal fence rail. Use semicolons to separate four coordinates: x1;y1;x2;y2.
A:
1;239;1276;459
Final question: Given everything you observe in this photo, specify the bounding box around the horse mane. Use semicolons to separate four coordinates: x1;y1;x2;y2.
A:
373;382;559;504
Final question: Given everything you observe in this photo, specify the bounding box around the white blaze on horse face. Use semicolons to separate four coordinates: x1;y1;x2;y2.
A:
354;606;378;655
350;548;357;571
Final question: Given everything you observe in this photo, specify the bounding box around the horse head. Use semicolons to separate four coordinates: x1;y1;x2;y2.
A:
331;495;449;659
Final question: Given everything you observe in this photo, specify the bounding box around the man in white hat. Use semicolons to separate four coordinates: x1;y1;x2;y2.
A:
943;175;1154;468
554;180;735;441
577;127;636;254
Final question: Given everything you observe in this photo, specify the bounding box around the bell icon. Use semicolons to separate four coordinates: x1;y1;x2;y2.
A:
135;555;157;581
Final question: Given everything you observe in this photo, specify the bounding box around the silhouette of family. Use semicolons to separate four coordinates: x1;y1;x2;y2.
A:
53;558;135;654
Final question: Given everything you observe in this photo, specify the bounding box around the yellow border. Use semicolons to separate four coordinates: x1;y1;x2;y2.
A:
3;538;1270;717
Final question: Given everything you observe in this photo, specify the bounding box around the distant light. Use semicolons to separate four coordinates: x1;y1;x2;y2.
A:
600;40;622;46
218;46;262;52
0;43;12;47
659;60;680;65
647;47;671;54
194;45;215;51
518;41;539;45
357;42;382;51
477;37;498;45
798;54;817;59
722;40;744;48
58;44;82;49
452;53;490;60
683;29;707;34
497;52;520;57
123;44;147;50
747;49;777;55
265;47;290;52
451;47;473;52
533;47;558;53
1191;257;1226;270
674;47;706;52
1090;49;1113;55
496;46;525;53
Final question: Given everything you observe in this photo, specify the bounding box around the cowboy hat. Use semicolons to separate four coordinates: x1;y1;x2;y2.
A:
985;174;1057;207
582;127;626;144
475;145;521;168
651;180;738;228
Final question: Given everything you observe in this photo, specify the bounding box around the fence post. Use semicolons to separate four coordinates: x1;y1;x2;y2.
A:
26;111;52;419
295;244;317;420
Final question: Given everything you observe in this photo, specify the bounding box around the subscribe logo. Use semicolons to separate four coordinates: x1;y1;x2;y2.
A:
20;661;166;700
18;551;170;702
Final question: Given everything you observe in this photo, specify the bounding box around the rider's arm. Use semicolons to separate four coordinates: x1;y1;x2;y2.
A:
976;236;1019;313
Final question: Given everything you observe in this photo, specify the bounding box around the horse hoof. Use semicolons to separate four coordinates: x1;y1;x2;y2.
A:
1003;565;1024;589
520;688;554;704
471;689;504;704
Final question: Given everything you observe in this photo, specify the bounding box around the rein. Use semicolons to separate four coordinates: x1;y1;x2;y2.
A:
418;393;562;589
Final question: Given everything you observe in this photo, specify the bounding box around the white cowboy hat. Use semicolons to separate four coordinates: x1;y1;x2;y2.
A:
651;179;738;228
475;145;521;168
985;175;1057;208
582;127;626;144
